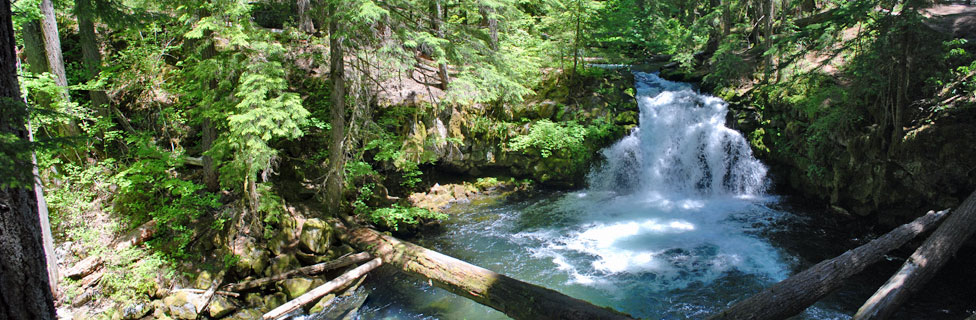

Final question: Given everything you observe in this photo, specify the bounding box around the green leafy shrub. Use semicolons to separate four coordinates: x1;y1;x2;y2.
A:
114;141;219;256
509;119;587;158
368;204;447;231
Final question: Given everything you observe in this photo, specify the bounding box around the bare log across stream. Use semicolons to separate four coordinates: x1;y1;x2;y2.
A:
709;209;950;320
854;190;976;320
223;252;372;292
342;226;634;320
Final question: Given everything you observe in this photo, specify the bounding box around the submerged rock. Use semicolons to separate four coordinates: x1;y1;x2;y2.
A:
308;293;336;314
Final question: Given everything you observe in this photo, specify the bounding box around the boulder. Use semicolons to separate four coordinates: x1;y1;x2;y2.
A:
114;302;152;320
277;277;316;299
265;254;300;277
299;218;333;254
65;256;102;280
208;295;238;318
162;291;202;320
233;237;269;276
226;309;263;320
262;292;287;312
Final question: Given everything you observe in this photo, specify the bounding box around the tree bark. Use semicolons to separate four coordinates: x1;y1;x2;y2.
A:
29;119;58;296
432;0;450;89
325;10;347;213
22;21;52;109
710;209;950;320
297;0;315;33
200;32;219;191
75;0;111;118
39;0;80;136
224;252;372;292
0;1;58;318
343;226;635;320
263;257;382;320
480;4;498;51
853;190;976;320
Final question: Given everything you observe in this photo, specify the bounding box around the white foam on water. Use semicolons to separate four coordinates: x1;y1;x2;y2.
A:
514;72;789;293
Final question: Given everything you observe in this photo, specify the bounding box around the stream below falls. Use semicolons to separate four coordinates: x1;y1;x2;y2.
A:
322;72;975;320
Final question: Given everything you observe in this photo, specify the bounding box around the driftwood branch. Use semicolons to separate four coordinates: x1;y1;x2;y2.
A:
854;190;976;320
224;252;372;292
263;258;383;320
342;226;634;320
710;209;950;320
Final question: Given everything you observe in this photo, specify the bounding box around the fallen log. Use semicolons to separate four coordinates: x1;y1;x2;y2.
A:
224;252;372;292
343;226;634;320
173;288;239;297
710;209;949;320
64;220;158;280
263;257;382;320
854;190;976;320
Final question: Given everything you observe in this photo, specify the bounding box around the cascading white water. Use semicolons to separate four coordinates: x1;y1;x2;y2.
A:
516;72;789;295
589;72;767;196
357;71;855;319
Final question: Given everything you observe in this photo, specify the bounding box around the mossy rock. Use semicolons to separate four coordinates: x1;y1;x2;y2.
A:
208;295;238;318
225;309;263;320
299;218;333;255
615;111;639;125
278;277;316;299
113;302;152;320
262;292;287;312
308;293;337;314
162;291;201;320
265;254;300;277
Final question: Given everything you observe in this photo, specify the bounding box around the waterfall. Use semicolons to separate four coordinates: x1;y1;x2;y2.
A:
589;72;767;197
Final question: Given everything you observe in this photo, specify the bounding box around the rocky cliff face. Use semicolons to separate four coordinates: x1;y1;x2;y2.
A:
390;70;639;189
732;101;976;225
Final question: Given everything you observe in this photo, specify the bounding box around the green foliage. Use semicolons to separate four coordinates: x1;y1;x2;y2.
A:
114;139;219;256
100;250;174;304
368;204;447;231
221;59;309;202
509;119;587;158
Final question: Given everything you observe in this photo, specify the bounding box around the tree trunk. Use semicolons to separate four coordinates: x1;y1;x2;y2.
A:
480;5;499;51
200;32;219;191
29;121;57;296
325;11;347;213
75;0;111;118
432;0;450;89
343;226;635;320
0;1;58;317
22;21;52;109
224;252;372;292
297;0;315;33
263;257;382;320
19;15;58;299
853;190;976;320
39;0;80;137
710;209;950;320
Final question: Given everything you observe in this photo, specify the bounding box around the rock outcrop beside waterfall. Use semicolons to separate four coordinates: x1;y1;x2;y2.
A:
383;69;639;189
